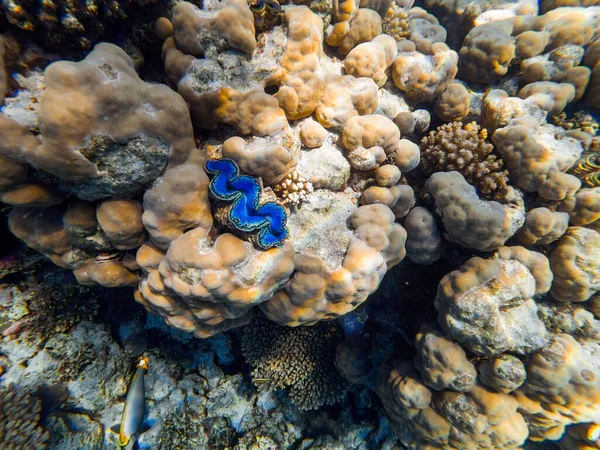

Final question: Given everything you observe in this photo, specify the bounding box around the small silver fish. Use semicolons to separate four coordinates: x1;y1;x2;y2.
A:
118;357;148;449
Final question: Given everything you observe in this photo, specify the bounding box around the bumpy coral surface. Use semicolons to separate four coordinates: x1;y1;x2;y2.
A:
435;248;551;356
3;1;600;446
241;313;348;409
0;385;50;449
426;172;523;251
420;121;509;198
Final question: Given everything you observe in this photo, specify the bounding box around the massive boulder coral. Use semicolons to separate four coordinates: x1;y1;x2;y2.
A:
377;359;529;449
413;322;477;392
517;207;569;245
135;227;295;337
403;206;441;265
513;333;600;441
435;247;551;356
33;43;194;194
459;20;515;83
426;172;523;251
550;226;600;302
261;202;407;326
342;114;420;171
493;117;583;201
391;42;458;104
343;34;398;85
171;0;256;56
266;6;326;120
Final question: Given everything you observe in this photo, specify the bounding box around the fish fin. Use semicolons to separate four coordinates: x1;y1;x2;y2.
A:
109;424;120;434
139;421;153;433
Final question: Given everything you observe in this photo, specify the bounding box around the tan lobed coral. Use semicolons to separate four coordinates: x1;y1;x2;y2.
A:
478;355;527;394
31;43;194;183
391;42;459;104
171;0;256;56
0;114;64;208
342;114;420;171
550;226;600;302
459;20;515;83
299;119;328;148
8;206;139;287
558;187;600;227
518;81;576;117
435;247;551;356
135;227;295;338
492;117;583;200
315;75;379;129
377;359;529;449
343;34;398;85
403;206;442;265
221;135;298;186
141;153;213;251
266;6;326;120
360;164;415;216
420;121;509;199
513;333;600;441
413;322;477;392
96;199;146;251
426;171;523;251
261;203;407;326
327;8;382;56
517;207;570;245
433;82;470;122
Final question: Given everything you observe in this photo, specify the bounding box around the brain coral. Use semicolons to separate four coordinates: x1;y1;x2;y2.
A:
241;313;348;410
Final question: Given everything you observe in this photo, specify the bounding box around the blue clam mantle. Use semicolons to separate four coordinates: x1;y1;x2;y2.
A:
205;158;288;250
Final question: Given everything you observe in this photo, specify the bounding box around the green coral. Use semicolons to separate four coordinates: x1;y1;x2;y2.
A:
241;313;349;410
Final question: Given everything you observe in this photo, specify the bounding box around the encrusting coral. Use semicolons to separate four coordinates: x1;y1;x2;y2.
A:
241;313;348;410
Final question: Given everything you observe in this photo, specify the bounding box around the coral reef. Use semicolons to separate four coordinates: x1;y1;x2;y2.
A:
420;121;509;198
241;313;348;409
2;0;600;447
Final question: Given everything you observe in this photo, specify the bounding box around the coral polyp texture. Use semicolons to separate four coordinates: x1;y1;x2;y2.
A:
2;0;600;446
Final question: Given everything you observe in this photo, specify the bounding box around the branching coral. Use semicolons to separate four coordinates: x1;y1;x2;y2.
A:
420;121;509;199
241;313;348;410
0;385;50;449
